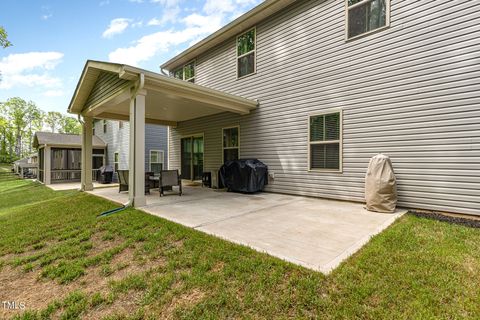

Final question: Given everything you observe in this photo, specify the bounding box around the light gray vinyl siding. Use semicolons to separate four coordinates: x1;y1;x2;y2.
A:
169;0;480;216
85;72;130;108
145;123;168;172
94;120;168;181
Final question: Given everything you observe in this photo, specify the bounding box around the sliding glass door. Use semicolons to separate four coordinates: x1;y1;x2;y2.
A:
181;136;204;180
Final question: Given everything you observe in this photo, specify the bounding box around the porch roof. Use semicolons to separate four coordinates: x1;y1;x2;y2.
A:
67;60;258;126
33;132;106;149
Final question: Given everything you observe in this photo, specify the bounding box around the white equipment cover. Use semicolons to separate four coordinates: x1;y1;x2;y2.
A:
365;154;397;213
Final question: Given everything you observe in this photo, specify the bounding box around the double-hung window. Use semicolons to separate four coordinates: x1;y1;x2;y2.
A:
347;0;389;39
114;152;119;172
237;28;256;78
223;126;240;163
172;61;195;83
149;150;164;175
309;111;342;171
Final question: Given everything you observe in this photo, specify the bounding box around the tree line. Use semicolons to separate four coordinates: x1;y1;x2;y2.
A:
0;97;82;163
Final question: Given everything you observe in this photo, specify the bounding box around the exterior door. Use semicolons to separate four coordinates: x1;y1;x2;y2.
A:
181;136;203;180
192;136;204;180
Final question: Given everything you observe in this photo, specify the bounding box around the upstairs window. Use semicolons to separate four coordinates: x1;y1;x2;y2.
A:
309;111;342;171
347;0;389;39
237;28;256;78
172;61;195;83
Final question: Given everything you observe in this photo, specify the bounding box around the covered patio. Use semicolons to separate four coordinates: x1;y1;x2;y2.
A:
68;60;257;207
89;185;406;273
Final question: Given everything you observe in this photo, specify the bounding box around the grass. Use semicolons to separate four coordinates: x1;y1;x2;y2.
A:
0;171;479;319
0;163;12;173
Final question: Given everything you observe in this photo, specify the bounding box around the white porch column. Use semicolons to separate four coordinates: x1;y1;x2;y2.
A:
81;116;93;191
44;146;51;185
129;90;146;207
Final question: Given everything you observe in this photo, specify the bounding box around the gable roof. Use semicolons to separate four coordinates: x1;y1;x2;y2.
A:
160;0;296;71
33;132;106;149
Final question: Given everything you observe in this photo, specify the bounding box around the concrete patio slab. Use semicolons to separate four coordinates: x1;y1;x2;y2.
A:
89;185;406;273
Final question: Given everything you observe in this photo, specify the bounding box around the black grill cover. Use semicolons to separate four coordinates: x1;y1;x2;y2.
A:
219;159;268;193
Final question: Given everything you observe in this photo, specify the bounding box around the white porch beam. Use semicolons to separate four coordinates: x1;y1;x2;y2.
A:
96;112;178;128
129;90;146;207
81;116;93;191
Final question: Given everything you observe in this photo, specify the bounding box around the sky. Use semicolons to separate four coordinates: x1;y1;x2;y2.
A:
0;0;262;113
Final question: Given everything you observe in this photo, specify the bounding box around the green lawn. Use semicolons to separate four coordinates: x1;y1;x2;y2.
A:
0;172;479;319
0;163;12;173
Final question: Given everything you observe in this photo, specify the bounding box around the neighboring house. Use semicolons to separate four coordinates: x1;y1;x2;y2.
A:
68;0;480;215
92;119;168;181
13;154;38;179
33;132;107;185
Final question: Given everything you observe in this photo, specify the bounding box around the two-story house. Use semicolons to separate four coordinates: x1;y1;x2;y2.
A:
68;0;480;215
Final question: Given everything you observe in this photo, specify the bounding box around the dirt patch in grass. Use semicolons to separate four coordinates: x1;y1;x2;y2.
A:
83;291;145;320
0;239;166;319
0;266;72;319
159;289;207;320
87;232;125;257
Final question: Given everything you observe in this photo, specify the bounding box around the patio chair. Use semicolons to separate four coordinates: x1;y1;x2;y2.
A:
159;170;182;197
145;171;154;194
117;170;152;195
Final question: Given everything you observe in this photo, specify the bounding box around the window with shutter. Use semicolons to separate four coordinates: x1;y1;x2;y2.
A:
309;111;342;171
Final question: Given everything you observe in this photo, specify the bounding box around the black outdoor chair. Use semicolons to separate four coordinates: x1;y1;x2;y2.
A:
159;170;182;197
117;170;152;195
145;171;154;194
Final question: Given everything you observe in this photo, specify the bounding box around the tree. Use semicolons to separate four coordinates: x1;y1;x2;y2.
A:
1;98;28;157
0;26;12;48
24;102;44;155
60;116;82;135
44;111;63;133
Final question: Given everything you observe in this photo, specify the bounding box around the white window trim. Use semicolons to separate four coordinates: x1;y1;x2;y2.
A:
307;109;343;173
173;60;196;82
114;152;119;172
345;0;391;41
149;149;165;172
222;125;240;163
236;27;257;80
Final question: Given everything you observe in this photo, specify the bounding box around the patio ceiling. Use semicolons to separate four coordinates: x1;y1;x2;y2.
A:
68;60;258;127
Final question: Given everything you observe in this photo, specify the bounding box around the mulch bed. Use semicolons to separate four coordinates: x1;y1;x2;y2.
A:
409;210;480;229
